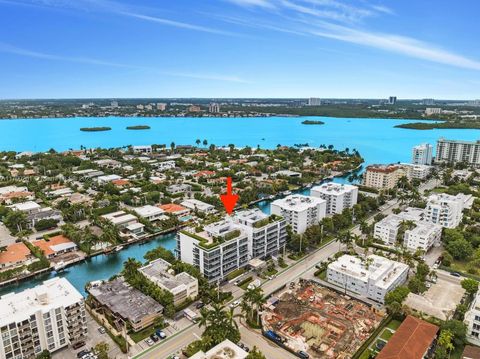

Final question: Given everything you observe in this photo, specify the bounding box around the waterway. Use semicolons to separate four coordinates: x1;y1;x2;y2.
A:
1;116;479;297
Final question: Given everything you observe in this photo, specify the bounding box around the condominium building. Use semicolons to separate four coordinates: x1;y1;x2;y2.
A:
363;165;405;189
411;143;433;165
307;97;322;106
311;182;358;215
425;107;442;115
424;193;470;228
140;258;198;306
465;290;480;346
436;138;480;167
232;208;287;259
404;222;442;252
208;103;220;113
270;194;326;234
327;254;409;303
0;278;87;359
176;221;249;283
399;163;432;180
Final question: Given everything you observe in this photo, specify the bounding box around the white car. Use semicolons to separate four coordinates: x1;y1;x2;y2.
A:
229;300;240;308
145;338;154;346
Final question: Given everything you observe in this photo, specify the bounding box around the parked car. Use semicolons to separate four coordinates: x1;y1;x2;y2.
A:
450;272;461;277
73;341;86;350
97;327;106;334
156;330;167;339
150;334;159;342
298;351;310;359
145;338;154;346
196;302;205;309
77;350;90;358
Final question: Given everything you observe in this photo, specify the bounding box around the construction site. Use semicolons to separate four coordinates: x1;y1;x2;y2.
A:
262;280;384;358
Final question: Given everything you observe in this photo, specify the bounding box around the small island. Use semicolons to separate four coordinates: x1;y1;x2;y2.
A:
126;125;151;130
301;120;325;125
80;127;112;132
395;121;480;130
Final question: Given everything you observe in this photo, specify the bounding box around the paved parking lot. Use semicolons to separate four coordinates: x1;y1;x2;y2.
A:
53;312;126;359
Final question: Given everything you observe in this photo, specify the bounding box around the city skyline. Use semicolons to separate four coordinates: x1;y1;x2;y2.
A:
1;0;480;99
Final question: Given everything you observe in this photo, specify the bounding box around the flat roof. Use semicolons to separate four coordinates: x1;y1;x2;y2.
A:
133;205;165;217
8;201;41;212
272;194;325;212
0;278;83;326
312;182;357;195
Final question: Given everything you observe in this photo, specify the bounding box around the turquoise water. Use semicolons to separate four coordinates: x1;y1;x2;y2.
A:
1;115;479;297
1;116;479;165
0;233;176;297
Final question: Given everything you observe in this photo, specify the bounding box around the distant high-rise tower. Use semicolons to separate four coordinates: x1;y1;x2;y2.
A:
308;98;322;106
388;96;397;105
412;143;433;165
111;100;118;108
422;98;435;105
209;103;220;113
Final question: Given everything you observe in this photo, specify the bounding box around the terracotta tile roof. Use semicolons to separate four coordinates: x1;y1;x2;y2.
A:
32;235;75;256
194;170;216;177
158;203;188;213
376;316;439;359
462;345;480;359
112;179;130;186
0;243;32;264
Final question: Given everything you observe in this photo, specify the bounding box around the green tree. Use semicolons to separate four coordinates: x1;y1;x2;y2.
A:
446;238;473;260
36;350;51;359
93;341;110;359
461;278;479;296
246;347;267;359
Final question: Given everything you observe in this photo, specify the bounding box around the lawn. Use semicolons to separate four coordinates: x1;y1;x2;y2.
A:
239;278;254;290
129;324;158;343
386;319;402;331
380;329;393;341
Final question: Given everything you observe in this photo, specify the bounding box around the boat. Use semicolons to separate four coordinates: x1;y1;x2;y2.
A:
53;261;67;272
114;245;124;252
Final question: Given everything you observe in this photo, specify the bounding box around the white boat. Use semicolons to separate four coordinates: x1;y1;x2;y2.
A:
54;261;67;272
114;245;124;252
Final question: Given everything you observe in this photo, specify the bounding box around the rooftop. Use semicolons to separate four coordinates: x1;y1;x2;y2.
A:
140;258;197;291
133;205;165;217
189;339;248;359
272;194;325;212
0;242;32;264
8;201;41;212
32;235;77;256
0;277;83;326
88;278;163;324
376;316;439;359
159;203;189;213
312;182;357;195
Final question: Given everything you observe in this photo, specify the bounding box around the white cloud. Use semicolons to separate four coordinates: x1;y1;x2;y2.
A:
0;42;249;82
224;0;275;9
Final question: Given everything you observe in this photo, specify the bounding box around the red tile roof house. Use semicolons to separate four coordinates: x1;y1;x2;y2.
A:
158;203;190;216
0;242;34;270
376;316;439;359
32;235;78;259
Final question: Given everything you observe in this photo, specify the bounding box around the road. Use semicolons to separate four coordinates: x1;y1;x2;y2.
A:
134;240;343;359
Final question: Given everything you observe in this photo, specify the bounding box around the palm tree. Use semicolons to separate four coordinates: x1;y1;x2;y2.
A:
195;139;201;147
203;139;208;147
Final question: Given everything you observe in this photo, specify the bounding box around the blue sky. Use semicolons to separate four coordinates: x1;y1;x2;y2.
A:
1;0;479;99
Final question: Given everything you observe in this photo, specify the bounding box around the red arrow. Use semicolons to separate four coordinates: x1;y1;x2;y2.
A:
220;177;239;214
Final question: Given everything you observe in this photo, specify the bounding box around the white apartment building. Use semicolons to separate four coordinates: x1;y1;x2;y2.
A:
140;258;198;306
363;164;404;189
404;222;442;253
412;143;433;165
327;254;409;303
311;182;358;215
436;138;480;167
373;208;424;246
399;163;432;180
270;195;326;234
232;208;288;259
176;221;249;283
132;145;152;154
424;193;470;228
425;107;442;116
133;205;166;222
208;103;220;113
465;290;480;346
0;277;87;359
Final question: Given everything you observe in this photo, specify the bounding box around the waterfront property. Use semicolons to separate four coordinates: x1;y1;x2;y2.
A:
132;205;167;222
412;143;433;166
310;182;358;215
87;278;164;332
232;208;288;259
139;258;198;307
271;194;326;234
327;254;409;303
176;220;249;283
436;138;480;167
0;242;34;270
180;198;216;213
32;235;78;259
0;277;87;358
363;164;404;189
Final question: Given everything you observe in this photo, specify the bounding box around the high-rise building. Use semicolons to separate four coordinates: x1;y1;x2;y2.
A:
270;194;326;234
310;182;358;215
307;98;322;106
110;100;118;108
327;254;409;303
422;98;435;105
208;103;220;113
412;143;433;165
388;96;397;105
436;138;480;167
0;278;87;359
425;107;442;116
363;164;404;189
